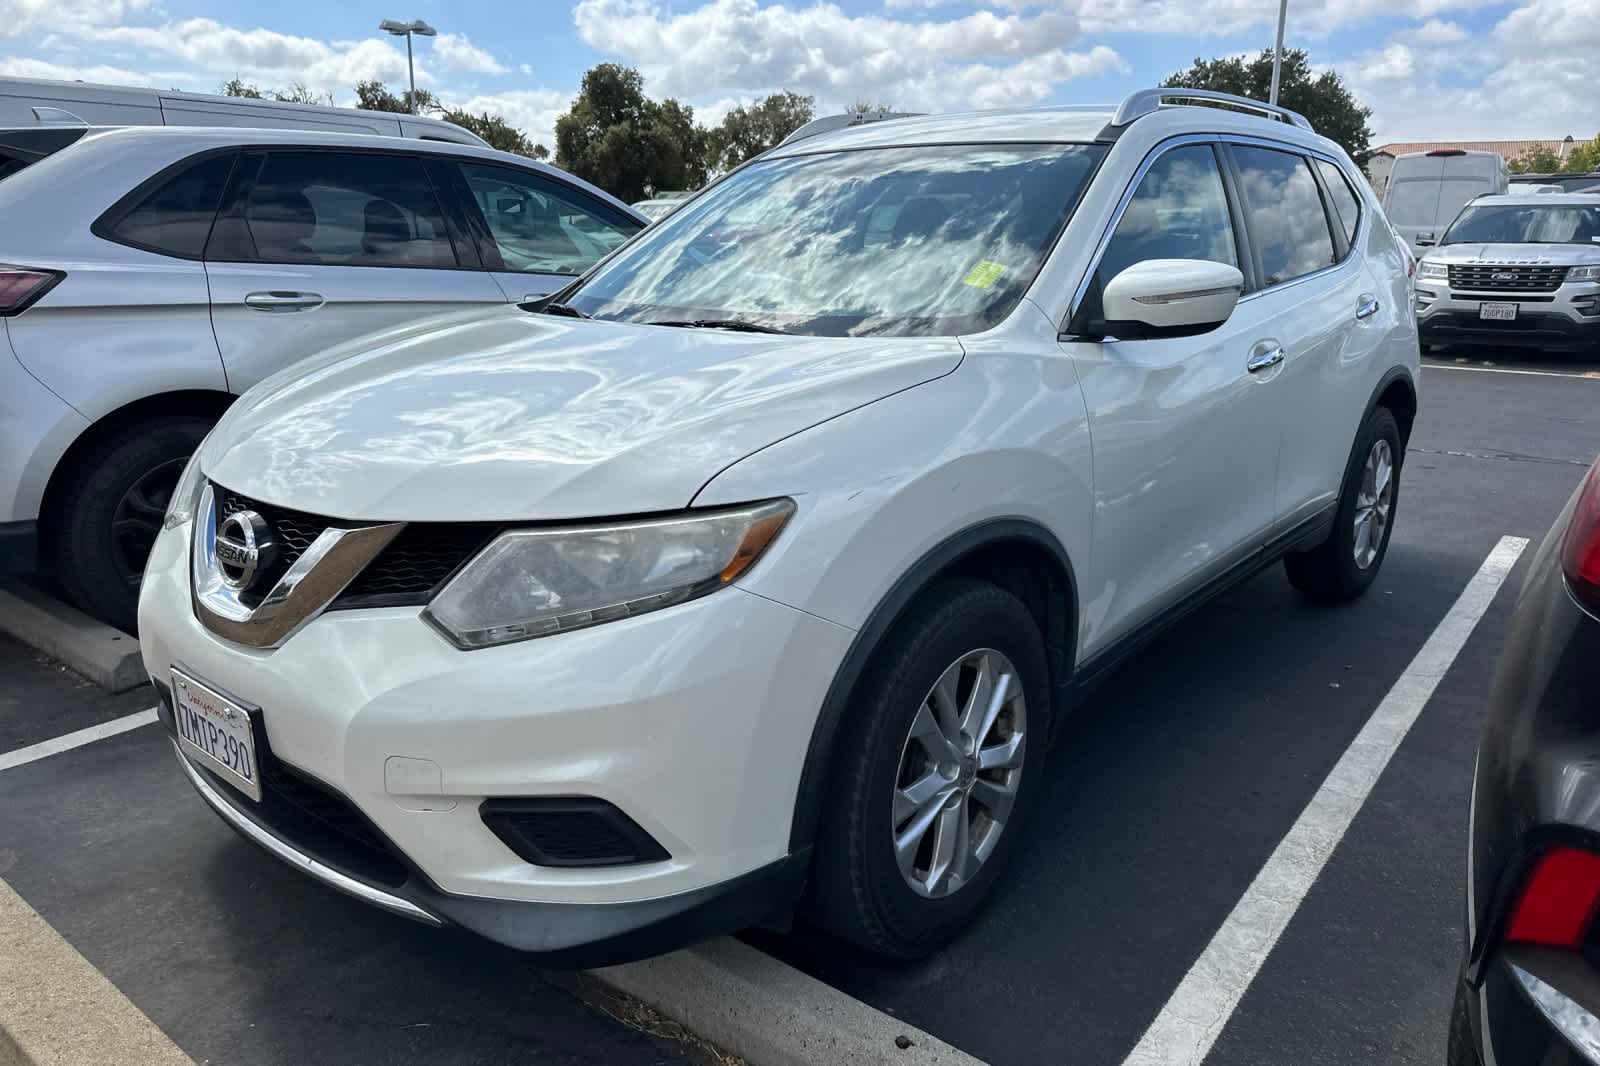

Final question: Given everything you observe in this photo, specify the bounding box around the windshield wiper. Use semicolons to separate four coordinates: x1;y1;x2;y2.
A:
652;318;792;335
528;301;590;319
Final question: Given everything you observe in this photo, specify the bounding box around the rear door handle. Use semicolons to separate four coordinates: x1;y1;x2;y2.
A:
244;291;325;312
1356;294;1381;319
1246;343;1285;373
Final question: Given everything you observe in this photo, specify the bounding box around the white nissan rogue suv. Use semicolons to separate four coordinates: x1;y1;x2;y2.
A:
138;90;1420;965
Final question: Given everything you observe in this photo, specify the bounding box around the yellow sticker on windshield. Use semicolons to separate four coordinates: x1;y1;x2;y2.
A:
963;261;1006;289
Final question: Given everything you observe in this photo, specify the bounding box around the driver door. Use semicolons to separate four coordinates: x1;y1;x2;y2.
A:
1063;141;1284;652
447;161;644;303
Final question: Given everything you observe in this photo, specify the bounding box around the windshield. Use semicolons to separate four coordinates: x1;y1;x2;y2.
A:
564;143;1106;337
1443;203;1600;245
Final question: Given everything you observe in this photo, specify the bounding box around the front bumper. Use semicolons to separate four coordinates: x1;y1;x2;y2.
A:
137;516;853;961
1417;283;1600;349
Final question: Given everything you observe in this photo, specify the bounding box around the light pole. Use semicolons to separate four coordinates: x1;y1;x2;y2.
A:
378;19;437;114
1269;0;1288;105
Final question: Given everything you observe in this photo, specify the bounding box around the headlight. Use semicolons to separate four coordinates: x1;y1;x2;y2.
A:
422;499;795;649
162;447;208;531
1417;260;1448;280
1569;265;1600;282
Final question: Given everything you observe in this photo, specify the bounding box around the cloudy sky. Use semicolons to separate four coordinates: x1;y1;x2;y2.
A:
0;0;1593;154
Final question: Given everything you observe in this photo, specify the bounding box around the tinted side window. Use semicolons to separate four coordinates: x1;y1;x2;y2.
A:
458;163;641;275
1232;146;1336;286
1315;158;1361;245
1098;143;1239;286
102;152;236;258
242;152;456;268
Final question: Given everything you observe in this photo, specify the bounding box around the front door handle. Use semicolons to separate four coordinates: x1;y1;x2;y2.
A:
244;291;325;312
1356;294;1381;319
1247;344;1285;373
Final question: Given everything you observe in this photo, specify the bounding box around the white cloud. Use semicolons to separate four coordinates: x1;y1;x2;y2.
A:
0;56;148;84
0;0;150;36
1013;0;1503;37
432;33;505;75
1344;1;1598;142
61;18;416;102
1348;44;1417;84
1398;18;1469;44
574;0;1119;112
453;88;571;151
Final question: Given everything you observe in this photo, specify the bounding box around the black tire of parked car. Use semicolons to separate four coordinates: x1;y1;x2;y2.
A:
1283;406;1402;603
806;577;1052;958
51;417;213;634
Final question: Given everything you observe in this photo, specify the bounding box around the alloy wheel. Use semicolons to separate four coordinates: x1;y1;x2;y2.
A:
891;648;1027;899
110;457;187;589
1353;438;1394;570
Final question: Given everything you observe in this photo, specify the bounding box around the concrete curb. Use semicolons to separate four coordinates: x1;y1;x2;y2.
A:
591;937;988;1066
0;585;143;693
0;876;192;1066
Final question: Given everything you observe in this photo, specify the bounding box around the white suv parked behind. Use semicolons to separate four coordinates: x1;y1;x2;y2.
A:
0;126;645;629
139;91;1419;965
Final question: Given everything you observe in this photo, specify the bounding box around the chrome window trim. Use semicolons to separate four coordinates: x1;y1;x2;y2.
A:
191;483;403;649
1063;132;1364;332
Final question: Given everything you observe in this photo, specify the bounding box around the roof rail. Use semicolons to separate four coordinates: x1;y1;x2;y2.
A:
778;110;922;148
1112;88;1314;132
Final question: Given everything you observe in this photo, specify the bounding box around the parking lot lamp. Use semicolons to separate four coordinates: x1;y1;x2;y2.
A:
378;19;437;114
1269;0;1288;105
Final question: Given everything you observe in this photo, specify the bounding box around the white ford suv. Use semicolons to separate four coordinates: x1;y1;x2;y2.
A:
138;90;1419;965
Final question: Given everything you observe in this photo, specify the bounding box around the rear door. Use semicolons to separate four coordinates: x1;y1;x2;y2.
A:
443;160;644;302
204;147;505;393
1251;150;1394;530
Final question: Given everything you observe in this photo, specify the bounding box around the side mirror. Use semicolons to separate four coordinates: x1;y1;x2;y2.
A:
1100;259;1244;340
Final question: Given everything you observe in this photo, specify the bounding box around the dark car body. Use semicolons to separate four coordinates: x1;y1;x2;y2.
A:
1453;458;1600;1064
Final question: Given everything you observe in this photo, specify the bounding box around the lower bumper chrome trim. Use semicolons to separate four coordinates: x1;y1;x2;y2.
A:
172;741;442;927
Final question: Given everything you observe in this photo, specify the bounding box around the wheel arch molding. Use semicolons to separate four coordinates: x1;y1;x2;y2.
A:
785;516;1079;855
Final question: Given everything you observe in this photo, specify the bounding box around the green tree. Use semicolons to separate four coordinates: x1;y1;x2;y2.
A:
439;109;535;156
1163;49;1373;164
705;91;816;173
531;144;550;161
555;64;710;200
353;79;437;115
1510;144;1565;174
1565;136;1600;173
221;78;264;99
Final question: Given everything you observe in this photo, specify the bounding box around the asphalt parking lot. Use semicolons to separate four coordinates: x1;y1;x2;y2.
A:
1;346;1596;1066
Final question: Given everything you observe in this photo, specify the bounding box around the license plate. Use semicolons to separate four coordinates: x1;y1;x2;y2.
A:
1480;302;1518;321
171;668;260;801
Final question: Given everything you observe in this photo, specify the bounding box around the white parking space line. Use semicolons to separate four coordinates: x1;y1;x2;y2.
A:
1122;535;1529;1066
0;708;158;774
1424;363;1600;380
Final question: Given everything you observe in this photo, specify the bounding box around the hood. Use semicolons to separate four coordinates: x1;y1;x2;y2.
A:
202;306;962;520
1423;243;1600;266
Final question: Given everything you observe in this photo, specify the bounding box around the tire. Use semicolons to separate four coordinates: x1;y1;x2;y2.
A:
806;578;1052;958
1284;406;1402;603
1446;978;1480;1066
50;417;213;633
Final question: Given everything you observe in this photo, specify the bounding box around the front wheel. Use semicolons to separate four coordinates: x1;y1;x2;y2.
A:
1284;406;1402;603
806;578;1052;958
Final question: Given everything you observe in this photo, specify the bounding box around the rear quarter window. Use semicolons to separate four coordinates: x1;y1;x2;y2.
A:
95;151;238;259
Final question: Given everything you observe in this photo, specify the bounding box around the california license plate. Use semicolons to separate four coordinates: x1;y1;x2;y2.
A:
171;668;260;801
1480;302;1518;321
